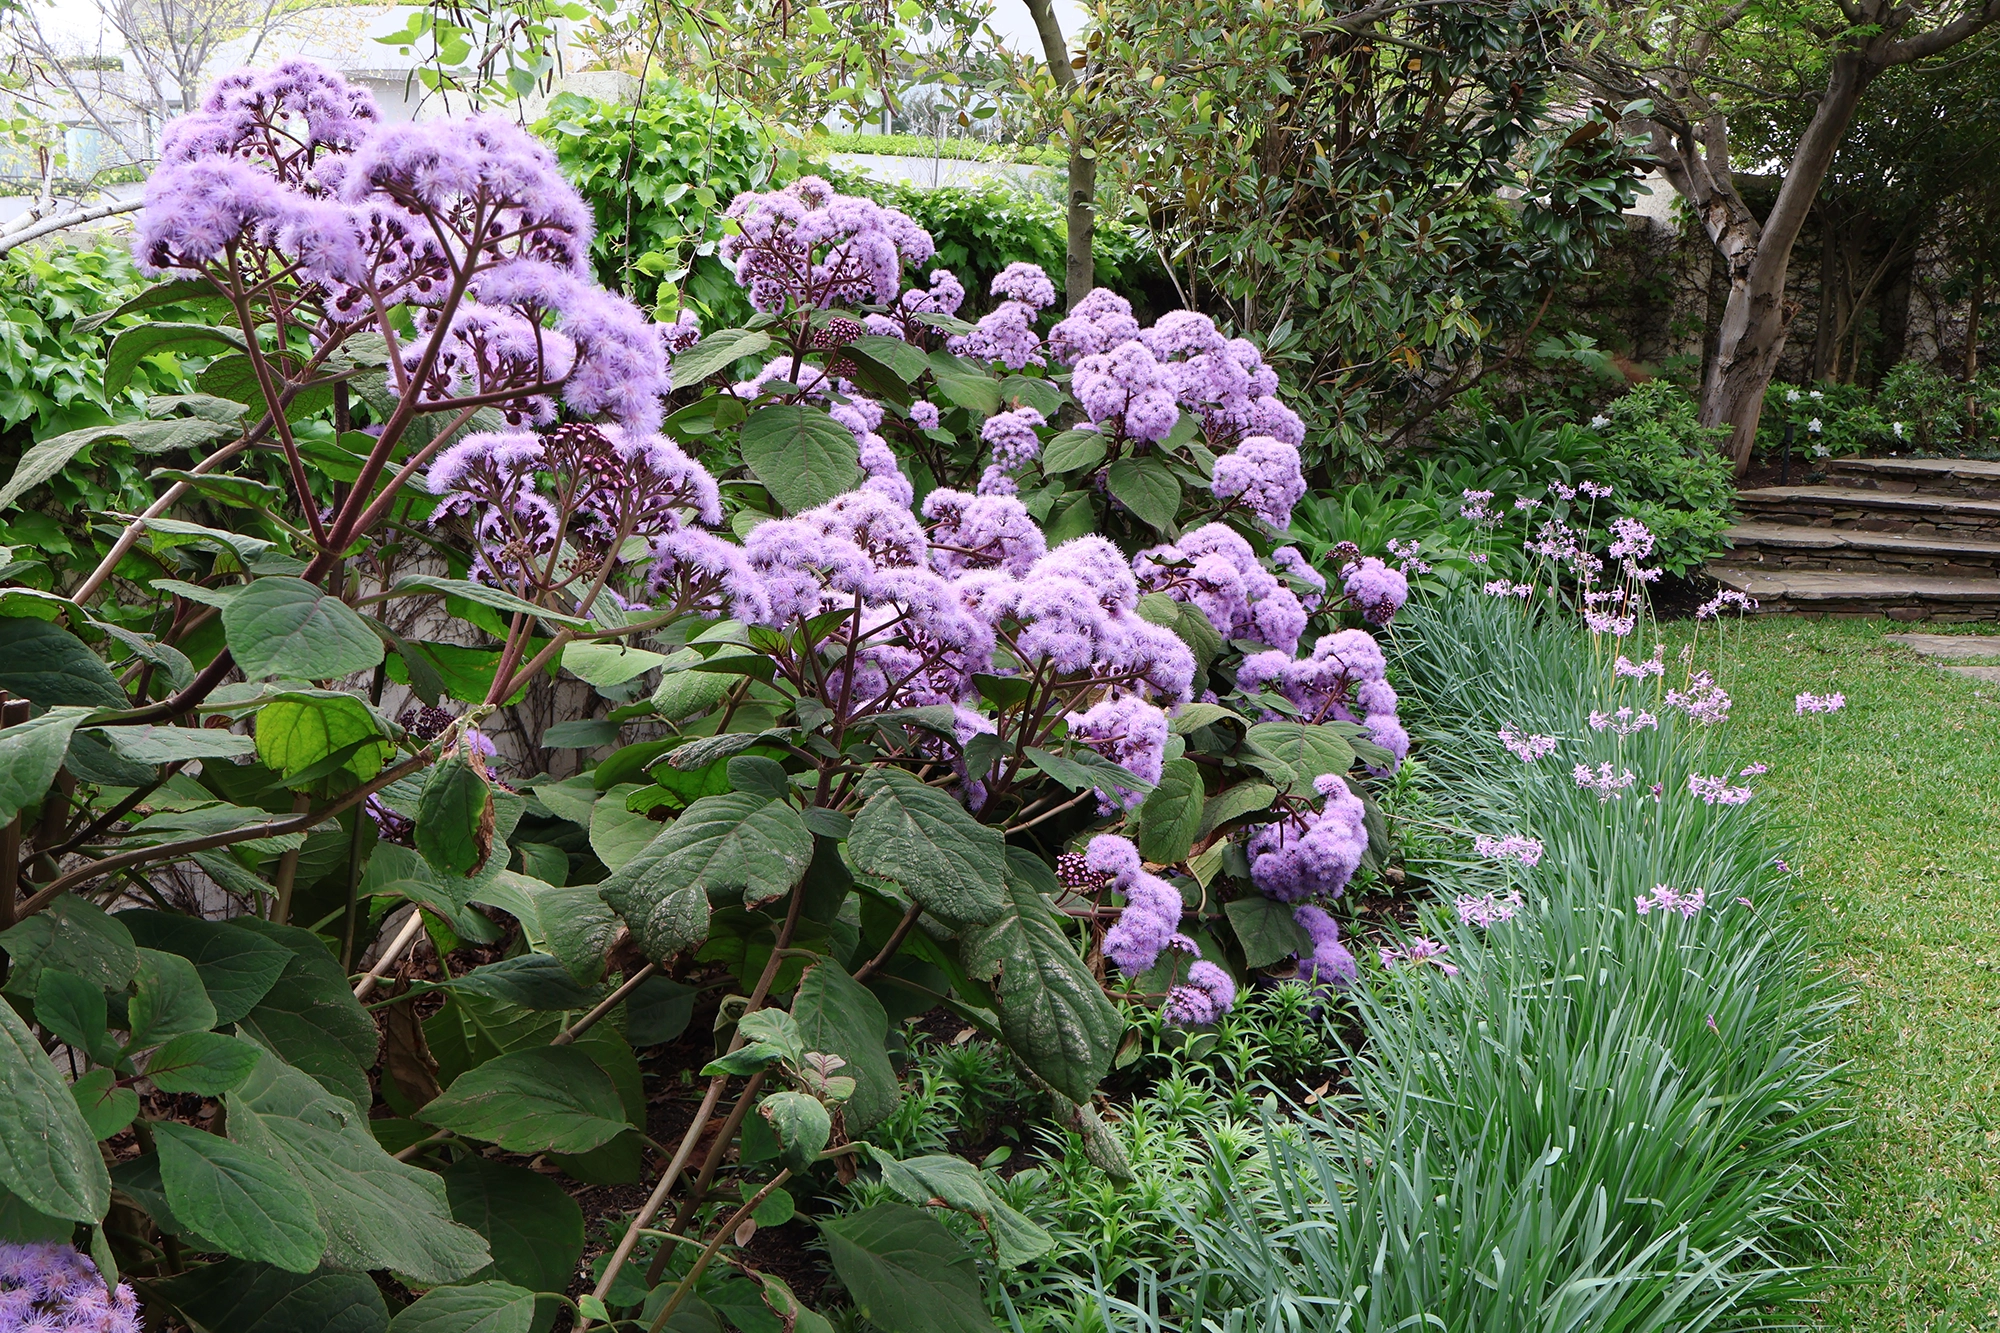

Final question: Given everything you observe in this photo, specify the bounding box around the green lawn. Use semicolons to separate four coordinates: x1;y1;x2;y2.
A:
1680;617;2000;1331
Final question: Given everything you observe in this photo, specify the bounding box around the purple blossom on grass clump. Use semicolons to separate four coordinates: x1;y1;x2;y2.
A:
1472;833;1543;867
1795;691;1846;714
1573;762;1638;801
1687;773;1754;805
1635;884;1705;918
1381;938;1458;976
1497;726;1558;762
1666;672;1732;724
1455;890;1524;926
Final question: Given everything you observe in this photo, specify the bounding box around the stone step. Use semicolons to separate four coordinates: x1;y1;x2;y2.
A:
1720;522;2000;577
1736;486;2000;540
1824;456;2000;500
1706;565;2000;622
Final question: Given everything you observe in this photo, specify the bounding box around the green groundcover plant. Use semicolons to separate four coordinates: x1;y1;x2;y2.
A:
0;59;1445;1331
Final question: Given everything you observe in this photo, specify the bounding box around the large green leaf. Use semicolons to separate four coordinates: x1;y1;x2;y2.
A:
70;1068;138;1140
150;1260;390;1333
1225;896;1315;969
846;768;1007;929
228;1054;490;1283
389;1281;538;1333
1039;428;1107;475
0;620;127;708
1131;757;1204;864
472;874;619;985
0;706;92;826
418;1047;629;1155
792;960;900;1131
106;321;244;394
961;851;1121;1103
559;641;666;687
1243;721;1356;795
417;756;496;879
129;947;218;1048
154;1120;326;1272
597;791;812;960
670;326;771;385
232;919;378;1110
0;895;138;997
586;783;659;873
147;1031;265;1096
849;334;930;383
758;1091;832;1173
224;577;385;682
1197;781;1278;840
818;1204;990;1333
867;1150;1052;1267
36;970;116;1065
738;404;861;514
442;1157;584;1295
95;723;257;764
253;691;396;789
1106;456;1182;532
0;997;109;1221
118;910;291;1025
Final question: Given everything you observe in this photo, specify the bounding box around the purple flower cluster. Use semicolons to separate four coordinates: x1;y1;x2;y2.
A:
426;422;721;595
1292;903;1357;986
1073;340;1179;443
0;1242;140;1332
1573;762;1638;801
1697;589;1758;619
1380;938;1458;976
1635;884;1705;918
1687;773;1755;805
1497;725;1559;762
950;263;1058;369
1455;889;1524;927
1339;556;1409;626
1211;435;1307;530
1795;691;1846;715
1090;835;1185;976
1472;833;1544;867
137;62;671;434
720;176;934;312
1245;774;1370;903
1588;707;1658;735
1237;630;1409;767
1666;672;1732;725
977;406;1046;495
1163;960;1238;1025
1135;524;1313;654
921;489;1047;577
1064;694;1170;812
1612;648;1664;678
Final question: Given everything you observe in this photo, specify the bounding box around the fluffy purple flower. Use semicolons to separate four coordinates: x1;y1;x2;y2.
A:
1072;340;1179;442
978;406;1046;494
951;300;1046;370
1292;903;1357;987
721;176;933;312
1246;774;1370;903
1135;524;1310;655
1339;557;1408;626
663;308;702;354
1163;960;1237;1024
0;1242;140;1333
1235;630;1402;766
907;400;941;431
923;489;1047;577
1047;288;1143;363
1211;435;1306;529
1064;694;1170;811
990;261;1057;311
1091;833;1187;975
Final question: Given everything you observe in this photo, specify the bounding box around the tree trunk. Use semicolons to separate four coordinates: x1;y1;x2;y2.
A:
1697;56;1874;474
1023;0;1094;308
1967;263;1985;380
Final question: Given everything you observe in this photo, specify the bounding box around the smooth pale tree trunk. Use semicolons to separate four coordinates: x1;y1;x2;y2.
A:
1023;0;1095;307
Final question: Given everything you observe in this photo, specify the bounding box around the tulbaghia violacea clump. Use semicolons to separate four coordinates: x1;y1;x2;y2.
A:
720;175;934;313
1472;833;1543;867
1237;629;1410;768
1573;762;1638;801
1687;772;1755;805
137;62;671;434
0;1241;141;1332
1245;774;1370;903
1635;884;1706;918
1455;889;1525;927
1613;647;1665;678
1666;671;1732;725
1497;726;1559;762
1134;524;1312;654
1697;588;1758;619
1795;691;1847;715
1380;938;1458;976
1588;707;1658;735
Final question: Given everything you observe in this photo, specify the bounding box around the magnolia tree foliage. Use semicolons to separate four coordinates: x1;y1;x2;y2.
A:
0;63;1412;1330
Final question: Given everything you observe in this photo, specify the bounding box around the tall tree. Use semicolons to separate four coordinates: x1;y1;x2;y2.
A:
1022;0;1096;308
1570;0;2000;473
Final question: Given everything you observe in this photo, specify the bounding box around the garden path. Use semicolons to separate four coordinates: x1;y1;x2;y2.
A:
1683;617;2000;1331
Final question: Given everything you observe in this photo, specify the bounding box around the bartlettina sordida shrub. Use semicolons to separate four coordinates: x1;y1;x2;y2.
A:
0;61;1427;1331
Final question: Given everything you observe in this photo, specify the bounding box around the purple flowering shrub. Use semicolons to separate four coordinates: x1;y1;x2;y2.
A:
0;65;1428;1329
